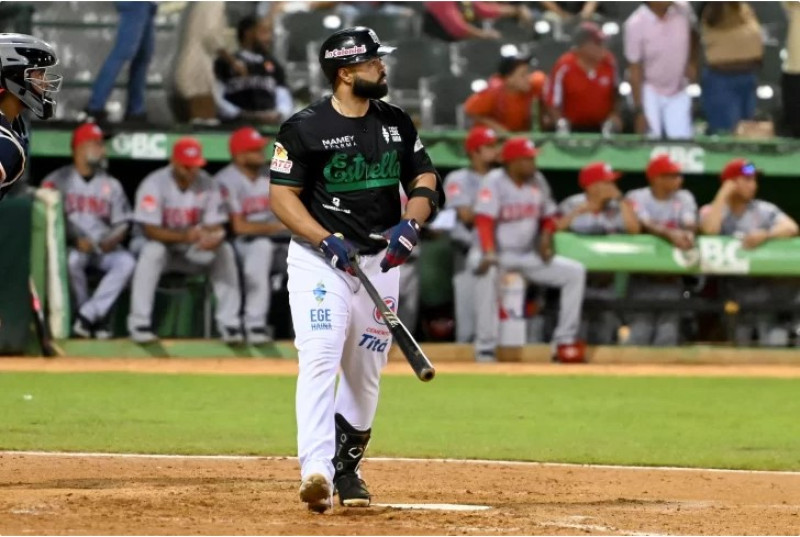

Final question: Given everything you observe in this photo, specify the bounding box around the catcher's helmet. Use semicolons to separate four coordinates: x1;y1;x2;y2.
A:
0;33;61;120
318;26;395;84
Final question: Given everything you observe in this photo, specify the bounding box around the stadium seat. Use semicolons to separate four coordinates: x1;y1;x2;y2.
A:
386;37;452;112
750;2;786;45
420;72;483;129
491;17;535;43
353;11;419;41
451;39;529;78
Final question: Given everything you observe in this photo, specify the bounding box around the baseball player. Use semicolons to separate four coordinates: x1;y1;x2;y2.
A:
557;162;640;343
0;33;61;200
128;137;242;344
625;154;697;346
444;125;500;343
472;137;586;362
700;158;799;346
42;123;135;338
216;127;288;344
268;27;443;512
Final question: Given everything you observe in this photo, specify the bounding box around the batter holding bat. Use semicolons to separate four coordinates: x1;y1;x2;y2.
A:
42;123;135;339
269;27;443;513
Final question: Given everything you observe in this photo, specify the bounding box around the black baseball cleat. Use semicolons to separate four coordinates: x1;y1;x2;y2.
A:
332;413;372;507
335;473;370;507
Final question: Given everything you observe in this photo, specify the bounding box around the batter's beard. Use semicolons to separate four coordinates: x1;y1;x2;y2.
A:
353;77;389;100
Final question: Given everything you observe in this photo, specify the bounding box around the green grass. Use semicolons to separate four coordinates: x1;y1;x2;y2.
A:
2;372;799;471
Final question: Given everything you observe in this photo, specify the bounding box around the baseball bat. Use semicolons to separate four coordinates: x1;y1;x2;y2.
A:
351;261;435;382
28;276;59;358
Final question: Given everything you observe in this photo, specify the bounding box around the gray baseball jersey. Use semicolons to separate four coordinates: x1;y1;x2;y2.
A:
473;168;556;253
134;165;228;234
625;187;697;230
42;165;131;243
700;199;786;236
444;167;484;247
558;193;626;235
215;164;280;224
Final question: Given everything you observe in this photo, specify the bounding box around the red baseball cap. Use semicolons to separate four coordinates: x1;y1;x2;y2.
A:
579;161;621;189
646;154;681;180
172;137;207;168
71;123;104;149
720;158;758;181
464;126;498;153
229;127;268;156
501;137;538;162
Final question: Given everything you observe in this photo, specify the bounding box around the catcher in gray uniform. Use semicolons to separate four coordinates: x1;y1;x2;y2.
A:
625;154;697;346
700;158;799;346
128;137;242;344
216;127;288;344
472;137;586;362
42;123;135;338
444;125;500;343
557;161;640;343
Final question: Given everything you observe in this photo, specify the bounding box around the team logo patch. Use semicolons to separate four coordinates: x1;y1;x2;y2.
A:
324;44;367;59
478;187;492;203
140;194;158;213
414;136;424;152
446;182;462;197
313;281;326;304
372;296;397;325
270;142;293;173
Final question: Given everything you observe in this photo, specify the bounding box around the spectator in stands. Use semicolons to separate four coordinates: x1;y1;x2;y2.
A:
700;158;799;346
699;2;763;134
624;2;698;139
539;2;599;20
173;2;241;125
214;15;293;125
557;162;639;344
84;2;157;124
624;154;698;346
42;124;135;339
444;125;500;343
216;127;288;345
544;22;621;134
423;1;532;41
463;54;548;133
128;137;242;344
782;2;800;137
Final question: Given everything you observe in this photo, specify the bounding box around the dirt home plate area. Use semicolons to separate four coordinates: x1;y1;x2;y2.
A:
2;358;800;535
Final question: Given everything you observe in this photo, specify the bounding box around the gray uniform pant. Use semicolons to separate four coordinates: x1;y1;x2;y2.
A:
127;240;241;333
398;258;420;331
234;237;276;331
452;248;477;343
581;275;620;345
625;276;682;346
471;248;586;354
727;277;792;347
68;247;136;323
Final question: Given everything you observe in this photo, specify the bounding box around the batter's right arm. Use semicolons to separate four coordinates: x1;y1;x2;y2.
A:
269;184;330;248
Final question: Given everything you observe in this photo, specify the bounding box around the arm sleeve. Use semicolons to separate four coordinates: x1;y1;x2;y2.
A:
203;183;229;226
220;177;243;215
625;190;650;222
680;191;698;229
214;80;242;120
463;90;494;118
399;112;437;189
758;200;785;229
133;179;164;226
473;1;505;19
110;180;132;226
474;180;500;218
444;171;472;208
269;120;309;187
0;135;25;186
623;15;644;64
547;60;569;109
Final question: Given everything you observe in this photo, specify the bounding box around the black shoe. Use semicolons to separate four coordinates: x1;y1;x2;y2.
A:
334;473;370;507
220;325;244;345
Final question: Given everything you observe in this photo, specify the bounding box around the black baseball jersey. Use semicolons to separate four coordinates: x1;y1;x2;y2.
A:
270;97;443;254
0;112;28;201
214;49;287;112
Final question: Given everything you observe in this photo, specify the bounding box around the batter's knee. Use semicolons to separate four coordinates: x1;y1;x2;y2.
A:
117;250;137;279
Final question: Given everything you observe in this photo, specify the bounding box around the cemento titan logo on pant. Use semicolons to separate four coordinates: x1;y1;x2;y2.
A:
358;333;389;352
372;296;397;325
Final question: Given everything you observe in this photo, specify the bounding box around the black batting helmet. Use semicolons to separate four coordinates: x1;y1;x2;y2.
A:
318;26;395;84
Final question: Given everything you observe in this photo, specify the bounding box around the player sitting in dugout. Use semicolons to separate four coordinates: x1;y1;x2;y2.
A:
700;158;799;347
557;161;639;344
